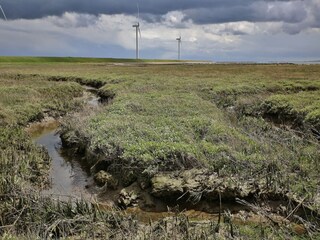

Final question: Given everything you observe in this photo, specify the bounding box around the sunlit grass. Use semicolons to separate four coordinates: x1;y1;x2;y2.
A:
263;90;320;128
0;74;83;125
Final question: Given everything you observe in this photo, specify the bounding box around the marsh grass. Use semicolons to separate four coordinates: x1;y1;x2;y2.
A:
55;63;320;213
1;61;320;238
262;90;320;130
0;73;83;125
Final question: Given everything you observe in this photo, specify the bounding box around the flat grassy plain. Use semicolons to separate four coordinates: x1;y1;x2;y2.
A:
0;59;320;238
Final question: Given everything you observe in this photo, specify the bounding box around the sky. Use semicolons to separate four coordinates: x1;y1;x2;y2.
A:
0;0;319;62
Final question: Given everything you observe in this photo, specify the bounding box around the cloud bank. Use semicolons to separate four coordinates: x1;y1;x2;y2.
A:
0;0;319;61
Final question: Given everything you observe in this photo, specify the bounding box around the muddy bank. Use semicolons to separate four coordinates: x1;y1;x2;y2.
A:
90;168;319;222
47;139;317;236
58;124;320;227
58;122;320;228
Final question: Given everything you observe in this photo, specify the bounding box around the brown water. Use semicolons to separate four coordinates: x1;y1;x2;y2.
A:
34;129;97;201
30;87;100;201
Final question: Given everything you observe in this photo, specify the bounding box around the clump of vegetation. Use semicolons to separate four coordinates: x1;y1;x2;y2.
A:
0;73;83;125
0;127;50;193
261;90;320;130
4;194;315;239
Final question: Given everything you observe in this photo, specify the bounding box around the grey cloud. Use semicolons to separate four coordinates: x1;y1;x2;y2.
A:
0;0;318;34
0;0;216;19
280;0;320;34
282;23;305;35
252;1;307;23
310;1;320;26
1;0;292;21
49;13;98;28
183;7;253;24
184;1;307;24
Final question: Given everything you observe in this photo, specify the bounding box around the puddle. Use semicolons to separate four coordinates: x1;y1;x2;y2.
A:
34;130;97;201
29;88;101;201
26;117;59;138
124;207;220;223
82;85;100;107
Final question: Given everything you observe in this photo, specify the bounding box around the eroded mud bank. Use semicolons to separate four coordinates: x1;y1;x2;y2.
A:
58;125;319;233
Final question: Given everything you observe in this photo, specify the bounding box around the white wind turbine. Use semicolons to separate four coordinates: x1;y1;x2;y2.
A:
0;4;7;21
132;4;141;59
176;35;182;60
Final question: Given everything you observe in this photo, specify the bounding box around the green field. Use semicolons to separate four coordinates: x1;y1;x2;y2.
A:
0;58;320;238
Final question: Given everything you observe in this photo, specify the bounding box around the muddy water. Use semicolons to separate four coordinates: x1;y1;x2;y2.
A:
29;87;100;201
34;129;96;201
82;86;100;107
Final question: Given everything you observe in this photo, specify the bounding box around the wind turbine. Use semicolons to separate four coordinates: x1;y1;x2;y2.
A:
0;4;7;21
176;35;182;60
132;4;141;59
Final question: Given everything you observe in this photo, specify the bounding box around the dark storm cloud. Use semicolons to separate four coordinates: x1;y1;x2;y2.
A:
184;1;307;24
0;0;217;19
0;0;317;30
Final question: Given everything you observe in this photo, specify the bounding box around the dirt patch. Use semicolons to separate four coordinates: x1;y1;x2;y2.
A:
81;166;319;231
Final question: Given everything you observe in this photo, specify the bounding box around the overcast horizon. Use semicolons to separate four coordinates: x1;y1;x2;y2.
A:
0;0;320;62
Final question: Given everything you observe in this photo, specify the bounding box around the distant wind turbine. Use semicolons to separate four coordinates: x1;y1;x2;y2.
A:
132;4;141;59
176;35;182;60
0;4;7;21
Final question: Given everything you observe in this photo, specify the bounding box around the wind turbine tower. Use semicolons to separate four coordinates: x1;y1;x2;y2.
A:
132;22;140;59
0;5;7;21
176;36;182;60
132;4;141;59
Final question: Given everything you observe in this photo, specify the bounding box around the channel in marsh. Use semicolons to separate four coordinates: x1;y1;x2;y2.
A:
34;128;97;201
28;87;101;201
31;122;311;232
26;84;315;232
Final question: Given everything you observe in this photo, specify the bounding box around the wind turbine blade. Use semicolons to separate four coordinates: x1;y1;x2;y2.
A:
137;3;140;20
138;27;142;38
0;5;7;21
